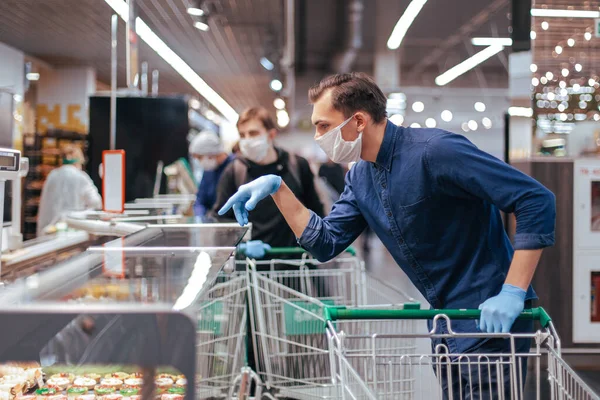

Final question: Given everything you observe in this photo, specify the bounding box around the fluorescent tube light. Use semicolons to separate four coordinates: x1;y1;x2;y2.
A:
260;57;275;71
387;0;428;50
508;107;533;117
531;9;600;18
103;0;238;123
435;45;504;86
471;37;513;46
187;7;204;16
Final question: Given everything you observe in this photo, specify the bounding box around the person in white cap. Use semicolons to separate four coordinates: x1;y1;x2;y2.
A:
189;130;234;216
37;145;102;236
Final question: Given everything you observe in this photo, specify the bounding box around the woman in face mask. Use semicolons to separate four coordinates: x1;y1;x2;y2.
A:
189;130;235;217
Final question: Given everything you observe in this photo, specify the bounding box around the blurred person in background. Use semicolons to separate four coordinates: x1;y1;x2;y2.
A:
318;158;346;196
189;130;234;217
211;106;325;259
219;72;556;398
37;145;102;236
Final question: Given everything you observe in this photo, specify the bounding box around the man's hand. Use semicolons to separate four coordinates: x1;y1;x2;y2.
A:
478;284;526;333
218;175;282;226
239;240;272;259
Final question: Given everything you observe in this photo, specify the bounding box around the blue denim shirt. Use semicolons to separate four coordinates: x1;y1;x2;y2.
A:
194;154;235;216
299;121;556;351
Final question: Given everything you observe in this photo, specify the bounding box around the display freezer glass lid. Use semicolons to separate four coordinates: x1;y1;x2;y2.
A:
117;223;248;248
0;248;235;309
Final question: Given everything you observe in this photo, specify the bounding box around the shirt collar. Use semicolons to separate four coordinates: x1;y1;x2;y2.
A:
374;120;397;171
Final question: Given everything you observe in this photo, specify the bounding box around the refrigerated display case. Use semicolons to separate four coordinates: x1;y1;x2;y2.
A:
114;223;250;248
0;224;248;400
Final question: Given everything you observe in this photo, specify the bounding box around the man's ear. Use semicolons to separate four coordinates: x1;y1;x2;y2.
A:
354;112;368;132
268;128;278;140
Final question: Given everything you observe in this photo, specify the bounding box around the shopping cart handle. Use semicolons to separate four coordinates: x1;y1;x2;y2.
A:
238;246;357;257
324;306;553;329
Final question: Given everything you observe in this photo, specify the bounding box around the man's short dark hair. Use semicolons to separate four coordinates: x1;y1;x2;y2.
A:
308;72;388;124
237;106;277;131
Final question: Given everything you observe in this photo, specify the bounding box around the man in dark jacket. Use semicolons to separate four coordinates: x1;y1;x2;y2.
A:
211;107;325;258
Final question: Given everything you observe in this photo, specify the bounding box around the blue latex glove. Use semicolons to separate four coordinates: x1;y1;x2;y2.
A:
239;240;272;259
478;284;526;333
218;175;282;226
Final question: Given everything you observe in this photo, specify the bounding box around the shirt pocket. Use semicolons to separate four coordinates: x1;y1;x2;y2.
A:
396;196;446;249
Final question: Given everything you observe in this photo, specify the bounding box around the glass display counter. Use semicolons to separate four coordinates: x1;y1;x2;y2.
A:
115;223;249;249
0;224;249;399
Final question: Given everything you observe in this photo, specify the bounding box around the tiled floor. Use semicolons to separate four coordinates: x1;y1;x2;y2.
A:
357;235;600;399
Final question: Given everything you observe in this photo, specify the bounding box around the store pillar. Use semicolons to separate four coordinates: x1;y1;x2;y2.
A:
373;0;401;92
508;50;533;161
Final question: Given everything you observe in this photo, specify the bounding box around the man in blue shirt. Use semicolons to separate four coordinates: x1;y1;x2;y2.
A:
219;73;555;397
189;131;235;216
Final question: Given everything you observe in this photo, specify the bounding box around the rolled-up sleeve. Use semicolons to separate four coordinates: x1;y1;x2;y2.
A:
298;171;367;261
425;132;556;250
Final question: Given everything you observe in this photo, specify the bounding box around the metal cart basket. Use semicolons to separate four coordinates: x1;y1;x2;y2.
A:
246;254;419;400
195;270;249;399
324;307;600;400
238;247;417;307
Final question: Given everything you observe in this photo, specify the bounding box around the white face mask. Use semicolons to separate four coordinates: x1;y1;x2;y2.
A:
240;134;270;163
315;116;362;164
199;157;218;171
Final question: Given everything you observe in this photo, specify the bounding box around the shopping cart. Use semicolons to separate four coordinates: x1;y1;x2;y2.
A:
195;270;253;399
245;255;419;400
238;246;416;306
324;307;600;400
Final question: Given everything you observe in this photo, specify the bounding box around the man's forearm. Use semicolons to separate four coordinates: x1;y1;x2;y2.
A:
504;249;543;290
271;181;311;238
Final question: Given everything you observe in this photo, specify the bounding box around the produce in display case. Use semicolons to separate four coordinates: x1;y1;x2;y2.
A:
0;234;243;400
0;363;189;399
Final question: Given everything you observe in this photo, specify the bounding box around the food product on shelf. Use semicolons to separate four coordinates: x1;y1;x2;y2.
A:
46;395;67;400
160;394;183;400
104;373;128;381
66;385;87;399
0;365;186;400
72;377;95;391
94;385;116;396
118;385;139;397
46;377;70;391
174;377;186;386
154;377;173;395
99;379;122;390
73;395;94;400
167;385;185;395
82;374;100;383
122;378;142;387
49;374;74;384
35;385;60;396
0;375;27;396
98;394;122;400
0;365;26;377
0;363;43;395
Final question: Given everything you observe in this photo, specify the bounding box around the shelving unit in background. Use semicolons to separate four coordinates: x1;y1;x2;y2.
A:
22;130;88;240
